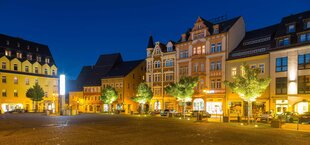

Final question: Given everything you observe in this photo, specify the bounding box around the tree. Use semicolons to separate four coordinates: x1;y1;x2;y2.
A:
165;76;198;118
224;63;271;124
26;83;45;112
132;82;153;114
101;86;118;113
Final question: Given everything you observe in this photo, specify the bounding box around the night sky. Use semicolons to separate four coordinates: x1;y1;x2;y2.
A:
0;0;309;80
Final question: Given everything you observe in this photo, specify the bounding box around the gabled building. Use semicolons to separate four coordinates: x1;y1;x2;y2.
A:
146;35;177;111
0;34;58;113
175;16;245;114
69;53;145;114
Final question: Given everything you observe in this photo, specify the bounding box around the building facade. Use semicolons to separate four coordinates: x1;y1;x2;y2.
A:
69;53;145;114
145;36;178;111
174;16;245;114
0;34;58;113
225;10;310;116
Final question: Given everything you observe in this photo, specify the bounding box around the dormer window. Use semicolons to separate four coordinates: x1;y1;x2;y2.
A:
17;43;20;48
6;41;9;45
37;56;42;62
278;37;290;46
197;25;201;30
147;50;151;57
36;47;39;52
154;61;161;68
287;24;295;33
5;50;11;57
213;25;219;34
16;52;22;59
45;58;50;63
304;20;310;29
167;46;173;52
27;54;32;61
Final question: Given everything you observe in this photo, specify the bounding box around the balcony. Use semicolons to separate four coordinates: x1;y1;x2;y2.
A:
210;70;222;77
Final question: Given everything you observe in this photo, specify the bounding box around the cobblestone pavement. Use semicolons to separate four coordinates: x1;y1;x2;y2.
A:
0;113;309;145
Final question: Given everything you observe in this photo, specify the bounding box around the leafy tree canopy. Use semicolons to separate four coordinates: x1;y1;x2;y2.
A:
165;76;198;101
132;82;153;104
26;83;45;102
101;85;118;104
224;63;271;102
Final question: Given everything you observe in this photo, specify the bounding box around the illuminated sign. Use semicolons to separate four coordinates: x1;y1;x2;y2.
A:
60;74;66;95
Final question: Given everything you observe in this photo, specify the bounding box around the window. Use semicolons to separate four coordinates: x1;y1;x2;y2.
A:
27;54;32;61
35;67;39;73
14;64;18;71
214;28;219;34
192;63;198;72
202;45;205;54
211;44;216;53
193;47;196;55
5;50;11;56
25;66;29;72
25;78;29;85
165;73;173;81
52;70;56;76
216;79;221;89
44;69;48;75
154;74;161;82
231;67;237;76
276;77;287;94
276;57;288;72
211;80;215;89
2;90;6;97
2;62;6;69
217;61;221;70
2;76;6;83
37;56;42;62
278;38;290;46
179;67;188;76
201;64;204;72
217;43;222;52
287;24;295;33
147;50;151;57
305;21;310;29
165;59;173;67
45;58;50;63
35;79;38;84
259;64;265;73
298;75;310;94
14;77;18;84
197;47;201;54
17;52;22;58
14;90;18;97
200;79;204;89
180;50;188;58
167;46;173;52
210;62;215;71
299;33;310;43
154;61;161;68
298;53;310;70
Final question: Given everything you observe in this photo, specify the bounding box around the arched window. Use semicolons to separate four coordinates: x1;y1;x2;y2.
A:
193;98;204;111
154;61;161;68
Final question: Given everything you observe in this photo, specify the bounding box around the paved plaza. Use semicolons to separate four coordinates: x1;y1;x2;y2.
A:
0;113;309;145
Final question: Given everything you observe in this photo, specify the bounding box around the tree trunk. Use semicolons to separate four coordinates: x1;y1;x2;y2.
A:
141;103;144;114
183;100;186;118
32;100;35;112
109;104;112;113
247;101;252;125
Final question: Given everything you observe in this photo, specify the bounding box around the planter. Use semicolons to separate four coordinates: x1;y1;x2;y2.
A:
223;116;229;122
271;120;282;128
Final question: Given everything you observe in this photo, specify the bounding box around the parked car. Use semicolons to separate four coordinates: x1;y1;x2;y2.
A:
299;112;310;124
160;109;174;116
278;112;299;123
8;109;25;113
190;111;211;118
260;111;273;122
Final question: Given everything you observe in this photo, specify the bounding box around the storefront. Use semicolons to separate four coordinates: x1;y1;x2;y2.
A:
193;98;204;111
1;103;23;112
294;101;309;114
275;100;288;114
228;101;242;116
154;101;161;110
206;98;223;115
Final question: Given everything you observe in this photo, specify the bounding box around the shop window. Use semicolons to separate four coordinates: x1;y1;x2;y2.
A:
294;102;309;114
206;102;223;114
275;100;288;114
193;98;204;111
229;102;242;115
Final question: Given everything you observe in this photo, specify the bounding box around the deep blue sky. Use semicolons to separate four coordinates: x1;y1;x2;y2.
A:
0;0;309;80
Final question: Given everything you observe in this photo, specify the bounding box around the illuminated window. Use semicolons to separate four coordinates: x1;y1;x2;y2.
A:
216;79;221;89
217;61;221;70
217;43;222;52
14;77;18;84
2;90;7;97
25;78;29;85
299;33;310;43
35;67;38;74
16;52;22;58
211;80;215;89
197;47;201;54
278;38;290;46
231;67;237;76
211;44;216;53
194;63;198;72
27;54;32;61
37;56;42;62
1;62;6;69
5;50;11;56
202;45;205;54
306;21;310;29
193;98;204;111
14;90;18;97
44;69;48;75
210;61;215;71
45;58;50;63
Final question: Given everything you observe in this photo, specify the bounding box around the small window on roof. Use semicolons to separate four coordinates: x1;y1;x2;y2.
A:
6;40;9;45
36;47;39;52
17;43;20;48
167;46;173;52
287;24;295;33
